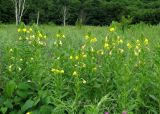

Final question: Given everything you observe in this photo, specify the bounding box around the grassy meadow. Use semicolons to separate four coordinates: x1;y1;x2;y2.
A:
0;24;160;114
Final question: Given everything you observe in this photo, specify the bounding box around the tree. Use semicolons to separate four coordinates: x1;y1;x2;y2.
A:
11;0;26;25
57;0;70;26
72;0;93;24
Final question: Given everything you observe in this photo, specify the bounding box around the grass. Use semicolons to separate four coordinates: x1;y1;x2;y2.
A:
0;24;160;114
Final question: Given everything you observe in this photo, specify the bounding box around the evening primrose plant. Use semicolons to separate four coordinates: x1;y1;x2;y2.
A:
0;24;159;114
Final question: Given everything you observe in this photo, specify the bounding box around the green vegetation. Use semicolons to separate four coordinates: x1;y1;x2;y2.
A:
0;0;160;25
0;24;160;113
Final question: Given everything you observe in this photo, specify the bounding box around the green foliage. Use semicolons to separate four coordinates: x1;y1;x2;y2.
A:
0;24;160;113
5;81;16;97
0;0;159;25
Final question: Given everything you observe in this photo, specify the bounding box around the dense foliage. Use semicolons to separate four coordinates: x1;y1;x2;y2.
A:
0;24;160;113
0;0;160;25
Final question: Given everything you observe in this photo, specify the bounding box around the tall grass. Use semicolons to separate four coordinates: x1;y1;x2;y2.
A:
0;24;160;114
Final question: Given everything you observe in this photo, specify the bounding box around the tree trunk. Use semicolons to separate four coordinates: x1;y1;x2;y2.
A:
15;0;18;25
13;0;25;25
79;9;86;25
37;11;39;25
19;0;25;23
63;6;67;26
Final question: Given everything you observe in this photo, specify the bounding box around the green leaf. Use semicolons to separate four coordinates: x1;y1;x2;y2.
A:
17;90;28;99
14;96;21;105
21;99;34;112
18;83;30;90
0;107;7;114
40;105;52;114
33;97;40;106
149;94;159;102
5;81;16;97
4;99;13;109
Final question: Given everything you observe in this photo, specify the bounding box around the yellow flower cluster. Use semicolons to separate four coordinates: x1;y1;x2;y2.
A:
70;55;79;60
117;37;123;44
85;34;97;43
48;28;150;80
8;64;13;72
18;28;32;33
54;40;63;47
127;43;132;49
51;68;64;74
54;31;65;47
144;38;149;45
109;27;115;32
56;32;65;39
18;28;47;46
134;40;141;56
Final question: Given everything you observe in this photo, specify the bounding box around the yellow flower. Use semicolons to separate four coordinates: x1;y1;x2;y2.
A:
18;67;22;71
90;37;97;43
54;41;57;45
17;28;21;32
38;41;44;45
31;57;34;60
8;64;13;72
19;37;22;40
62;35;65;38
44;35;47;39
81;45;86;49
144;38;149;45
9;48;13;52
109;51;112;56
85;35;89;40
59;41;63;46
104;43;109;49
9;65;13;69
97;50;104;55
51;68;56;72
105;36;108;42
119;48;124;53
70;56;73;60
26;112;31;114
75;56;79;60
56;34;60;38
60;70;64;74
26;37;29;40
118;39;123;44
134;49;141;56
82;54;87;58
31;35;35;38
82;63;86;68
82;79;87;84
136;40;140;44
136;45;140;49
127;43;132;49
109;27;115;32
51;68;64;74
134;51;139;56
23;28;27;32
38;33;43;38
27;30;30;33
92;67;97;71
29;28;32;32
73;71;78;76
101;51;104;55
91;47;94;52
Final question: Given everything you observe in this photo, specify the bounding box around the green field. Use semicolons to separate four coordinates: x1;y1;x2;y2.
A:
0;24;160;114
